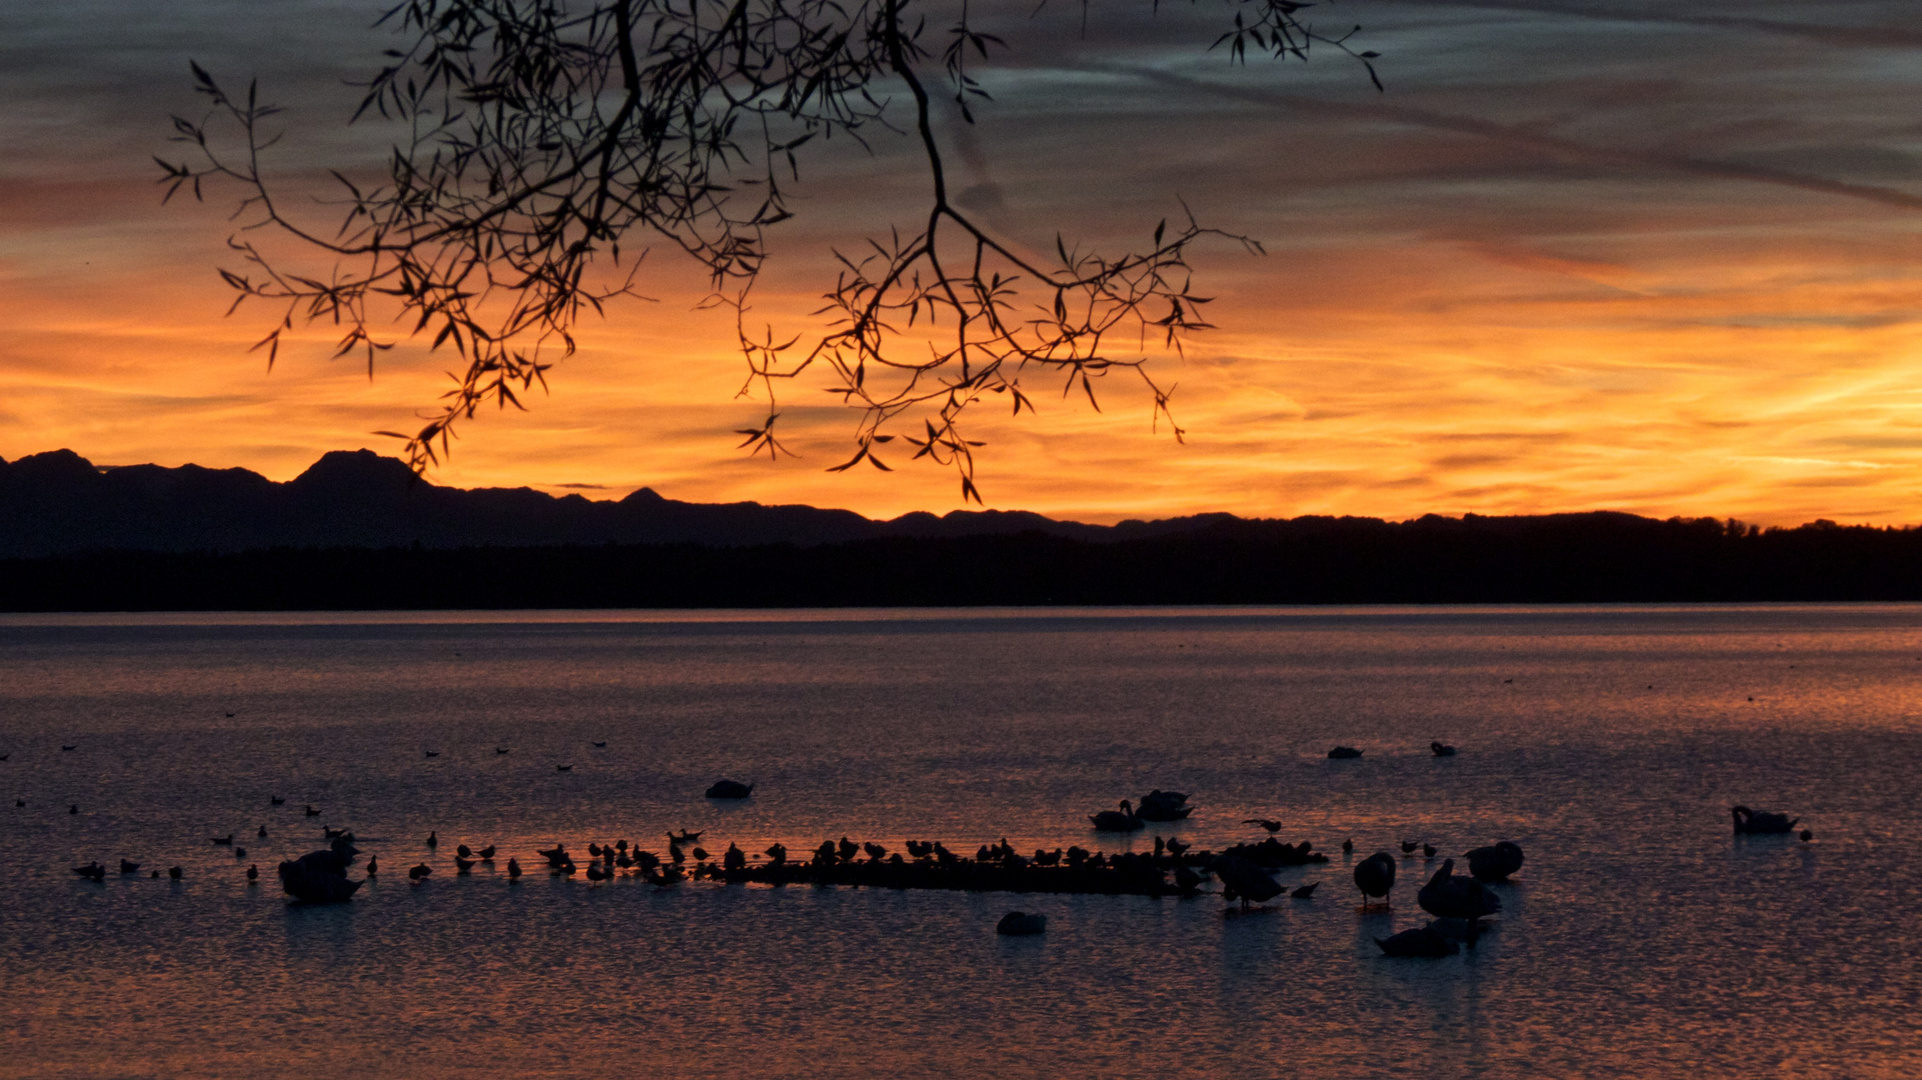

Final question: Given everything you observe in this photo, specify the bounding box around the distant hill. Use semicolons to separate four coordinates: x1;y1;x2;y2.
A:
5;448;1921;610
0;448;1220;557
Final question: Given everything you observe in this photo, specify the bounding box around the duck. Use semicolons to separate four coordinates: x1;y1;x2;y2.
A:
1090;800;1144;832
1354;851;1396;910
1417;859;1501;925
1731;806;1799;835
1431;741;1457;757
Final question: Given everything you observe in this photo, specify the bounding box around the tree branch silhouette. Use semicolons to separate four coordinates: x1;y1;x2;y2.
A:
159;0;1379;500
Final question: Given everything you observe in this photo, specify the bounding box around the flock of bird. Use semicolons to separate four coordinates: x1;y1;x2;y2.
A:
30;737;1812;961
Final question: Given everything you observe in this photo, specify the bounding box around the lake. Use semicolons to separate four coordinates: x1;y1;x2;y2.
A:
2;605;1919;1078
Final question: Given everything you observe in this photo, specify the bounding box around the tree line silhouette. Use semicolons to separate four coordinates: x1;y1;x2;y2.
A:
7;513;1921;610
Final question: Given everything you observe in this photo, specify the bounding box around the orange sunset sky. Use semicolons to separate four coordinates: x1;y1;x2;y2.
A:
3;0;1920;524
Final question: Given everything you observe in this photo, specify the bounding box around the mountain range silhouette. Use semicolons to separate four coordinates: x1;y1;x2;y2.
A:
6;448;1921;609
0;448;1220;557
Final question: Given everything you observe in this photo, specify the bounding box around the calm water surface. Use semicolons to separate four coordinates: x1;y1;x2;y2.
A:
2;605;1919;1078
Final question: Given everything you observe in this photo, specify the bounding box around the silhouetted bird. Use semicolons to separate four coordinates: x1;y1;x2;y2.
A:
73;862;106;881
507;858;523;879
705;779;753;799
1400;840;1419;855
1800;829;1814;842
837;837;858;863
426;831;438;848
1136;789;1193;821
1213;855;1284;909
457;844;473;859
592;741;607;748
863;842;887;862
1242;819;1283;834
585;863;609;883
246;864;259;881
764;843;787;866
725;843;747;871
691;846;710;863
168;866;182;880
496;748;509;755
235;847;247;858
1464;841;1525;882
424;750;439;758
669;830;703;843
1327;746;1363;759
258;825;268;838
1418;859;1501;931
14;799;22;808
1431;741;1457;757
1423;843;1437;858
1377;925;1457;958
366;856;379;876
478;845;496;860
556;764;573;772
271;796;285;805
1731;805;1799;834
1090;800;1144;832
0;753;8;761
1292;882;1321;899
996;912;1047;935
455;857;476;875
119;859;140;874
61;745;75;752
1354;852;1396;910
304;805;320;816
69;804;78;815
408;863;431;881
212;835;233;846
1166;837;1191;857
1342;839;1354;854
